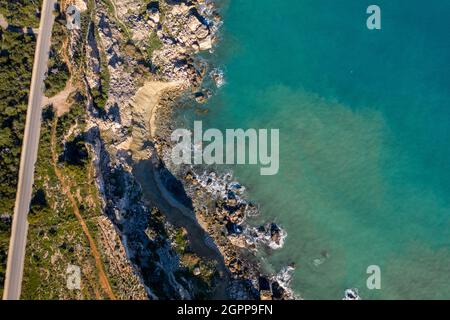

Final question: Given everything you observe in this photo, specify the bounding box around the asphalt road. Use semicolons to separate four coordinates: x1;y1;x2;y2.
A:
3;0;56;300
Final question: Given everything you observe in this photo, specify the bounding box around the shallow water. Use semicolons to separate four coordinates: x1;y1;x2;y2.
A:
179;0;450;299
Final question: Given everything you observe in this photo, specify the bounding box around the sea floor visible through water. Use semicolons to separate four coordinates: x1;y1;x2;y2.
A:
173;0;450;299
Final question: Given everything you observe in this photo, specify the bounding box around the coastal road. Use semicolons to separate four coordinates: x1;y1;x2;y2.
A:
3;0;56;300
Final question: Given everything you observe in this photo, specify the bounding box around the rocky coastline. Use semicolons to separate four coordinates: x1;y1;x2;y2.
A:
181;169;295;299
67;0;296;300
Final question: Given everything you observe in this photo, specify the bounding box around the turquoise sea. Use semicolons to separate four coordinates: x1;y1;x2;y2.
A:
183;1;450;299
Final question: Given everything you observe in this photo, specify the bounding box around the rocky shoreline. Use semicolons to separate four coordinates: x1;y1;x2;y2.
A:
67;0;297;299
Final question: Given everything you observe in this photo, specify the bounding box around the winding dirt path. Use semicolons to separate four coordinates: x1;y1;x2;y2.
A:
50;118;116;300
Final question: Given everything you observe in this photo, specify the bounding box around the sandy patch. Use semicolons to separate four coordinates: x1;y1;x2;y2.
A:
42;82;75;116
129;80;182;160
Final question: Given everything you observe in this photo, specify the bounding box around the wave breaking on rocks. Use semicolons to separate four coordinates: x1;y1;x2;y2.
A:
179;168;297;299
189;170;286;250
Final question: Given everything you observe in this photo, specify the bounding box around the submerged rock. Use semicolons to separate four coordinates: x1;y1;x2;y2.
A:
244;222;287;250
228;234;247;248
210;68;225;88
343;288;361;300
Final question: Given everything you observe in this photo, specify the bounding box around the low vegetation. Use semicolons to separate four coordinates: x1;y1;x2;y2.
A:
22;101;110;299
145;31;162;59
44;13;70;97
0;0;42;29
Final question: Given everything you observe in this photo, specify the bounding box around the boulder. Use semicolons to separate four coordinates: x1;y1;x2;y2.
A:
260;290;273;300
343;288;361;300
270;223;282;243
148;11;160;24
228;235;247;248
194;91;206;103
226;197;237;206
185;171;194;181
226;222;243;235
195;25;210;40
198;36;212;51
228;258;243;274
171;3;191;16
